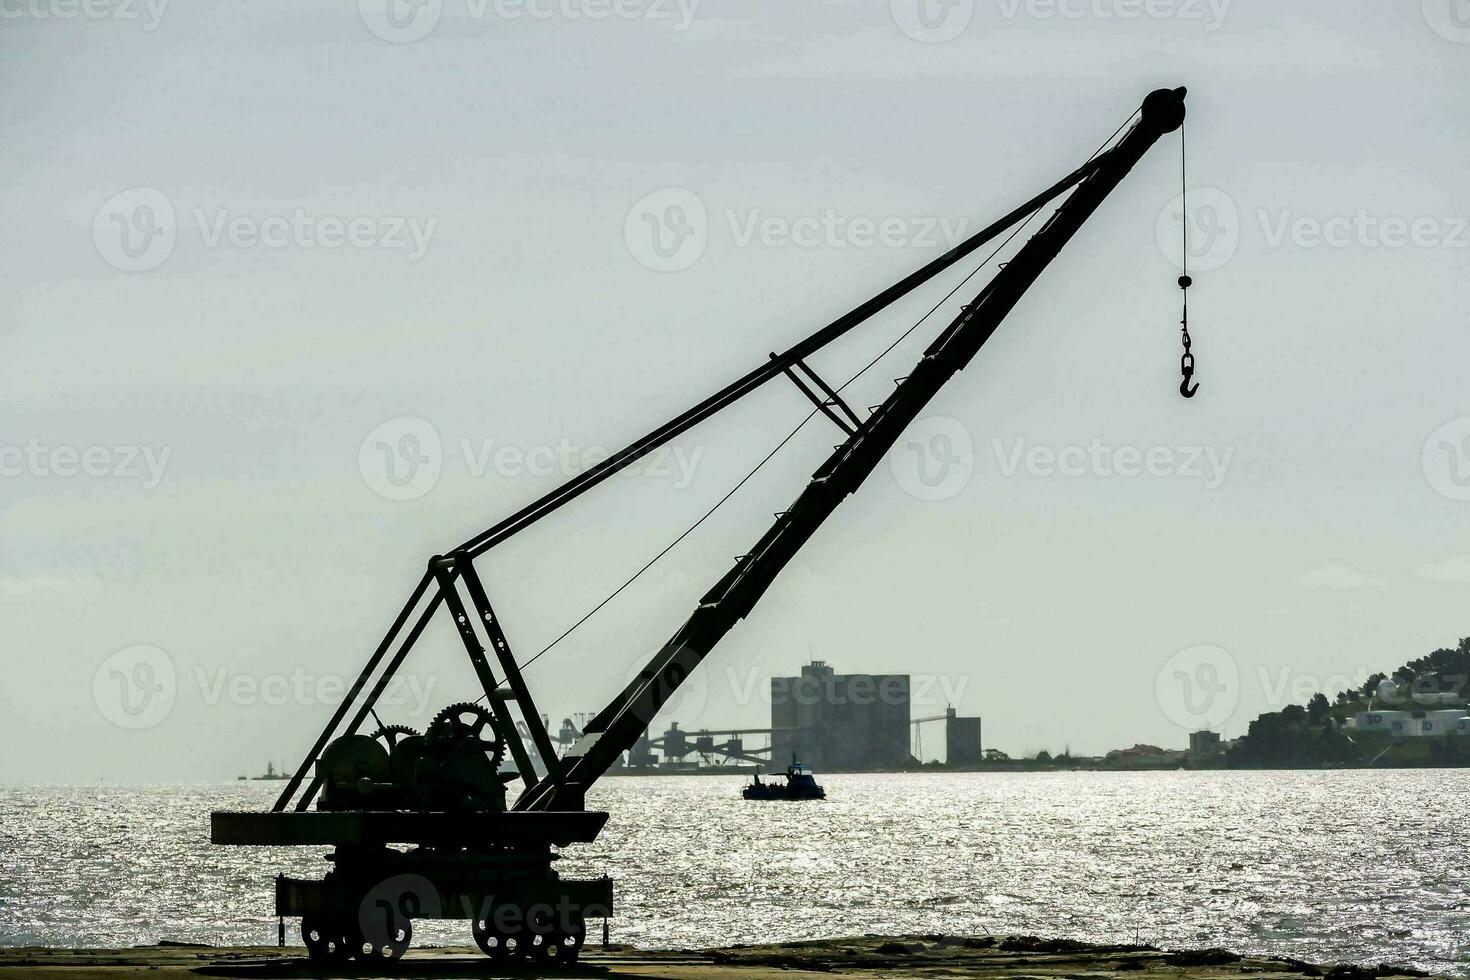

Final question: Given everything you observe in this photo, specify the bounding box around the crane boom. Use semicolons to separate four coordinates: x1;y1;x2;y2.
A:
518;86;1188;810
266;86;1186;817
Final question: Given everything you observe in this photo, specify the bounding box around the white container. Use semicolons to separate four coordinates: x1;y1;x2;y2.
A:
1383;712;1414;736
1410;718;1446;737
1357;710;1411;734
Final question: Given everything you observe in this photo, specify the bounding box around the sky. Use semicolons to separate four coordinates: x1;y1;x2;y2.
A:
2;0;1468;782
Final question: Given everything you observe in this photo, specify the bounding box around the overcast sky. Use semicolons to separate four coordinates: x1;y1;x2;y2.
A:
2;0;1468;782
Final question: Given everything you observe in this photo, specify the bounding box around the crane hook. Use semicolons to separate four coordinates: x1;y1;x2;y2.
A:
1177;274;1198;399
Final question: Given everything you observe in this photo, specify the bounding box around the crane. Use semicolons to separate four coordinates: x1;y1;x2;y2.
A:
211;86;1190;965
911;710;952;763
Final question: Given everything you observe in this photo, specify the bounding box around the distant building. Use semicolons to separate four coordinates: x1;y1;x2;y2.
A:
771;661;911;770
944;707;983;765
1189;730;1222;759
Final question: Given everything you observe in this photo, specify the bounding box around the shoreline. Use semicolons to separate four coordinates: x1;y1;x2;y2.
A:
0;934;1444;980
602;763;1470;776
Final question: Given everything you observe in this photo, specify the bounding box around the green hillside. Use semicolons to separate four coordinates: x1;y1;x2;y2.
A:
1224;636;1470;768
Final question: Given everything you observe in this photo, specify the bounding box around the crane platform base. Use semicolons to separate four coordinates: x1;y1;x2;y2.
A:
268;850;612;965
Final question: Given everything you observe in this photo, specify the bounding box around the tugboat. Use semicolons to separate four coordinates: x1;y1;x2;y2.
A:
742;758;825;800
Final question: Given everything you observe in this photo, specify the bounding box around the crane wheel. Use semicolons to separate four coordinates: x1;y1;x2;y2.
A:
300;916;331;961
543;914;587;965
301;915;356;962
473;916;523;961
359;917;412;961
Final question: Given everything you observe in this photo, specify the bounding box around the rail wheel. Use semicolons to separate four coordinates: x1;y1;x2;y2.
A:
564;914;589;963
524;907;555;962
301;915;331;961
301;915;355;963
473;916;523;962
539;913;586;965
359;917;412;962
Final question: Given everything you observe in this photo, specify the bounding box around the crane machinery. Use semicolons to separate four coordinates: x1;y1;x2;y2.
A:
211;86;1191;965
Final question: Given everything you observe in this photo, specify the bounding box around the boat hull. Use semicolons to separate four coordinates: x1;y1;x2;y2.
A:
741;785;825;801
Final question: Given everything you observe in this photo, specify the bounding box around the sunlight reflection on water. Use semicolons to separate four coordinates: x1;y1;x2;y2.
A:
1;771;1465;975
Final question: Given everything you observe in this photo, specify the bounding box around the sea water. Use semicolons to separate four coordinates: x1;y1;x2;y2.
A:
0;770;1465;975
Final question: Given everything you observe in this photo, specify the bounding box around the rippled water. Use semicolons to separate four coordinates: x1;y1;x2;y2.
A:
0;772;1465;974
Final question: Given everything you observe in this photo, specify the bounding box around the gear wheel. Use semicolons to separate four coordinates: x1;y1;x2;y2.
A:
426;702;507;771
367;723;420;750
